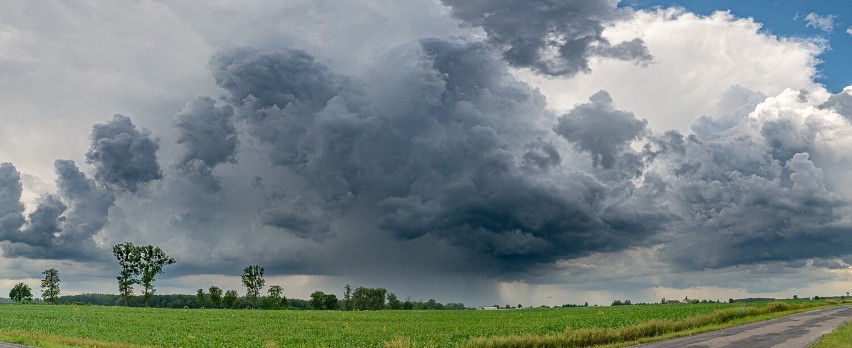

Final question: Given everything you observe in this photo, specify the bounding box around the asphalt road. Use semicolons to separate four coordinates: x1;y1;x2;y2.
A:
0;343;29;348
631;305;852;348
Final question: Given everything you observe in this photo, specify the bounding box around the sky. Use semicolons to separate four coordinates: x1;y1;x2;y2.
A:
0;0;851;308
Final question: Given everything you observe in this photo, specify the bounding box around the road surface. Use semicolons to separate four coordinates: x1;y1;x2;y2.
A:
632;305;852;348
0;343;29;348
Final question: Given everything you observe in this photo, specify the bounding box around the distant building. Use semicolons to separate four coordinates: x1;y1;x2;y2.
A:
480;306;500;310
665;300;681;304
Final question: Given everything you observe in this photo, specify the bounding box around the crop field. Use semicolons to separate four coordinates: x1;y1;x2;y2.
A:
0;301;836;347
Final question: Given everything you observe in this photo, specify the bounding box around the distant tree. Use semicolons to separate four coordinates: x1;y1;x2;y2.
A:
584;302;589;307
343;284;353;311
9;283;32;303
402;297;413;310
266;285;284;310
137;245;176;307
445;303;466;310
223;290;239;309
324;293;339;310
41;268;60;304
661;298;666;304
113;242;140;306
517;304;522;308
310;291;327;310
351;287;387;310
386;292;401;310
793;295;798;300
209;286;223;309
241;265;265;308
196;289;206;308
728;298;734;303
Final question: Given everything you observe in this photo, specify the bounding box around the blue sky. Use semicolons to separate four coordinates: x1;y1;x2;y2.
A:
625;0;852;92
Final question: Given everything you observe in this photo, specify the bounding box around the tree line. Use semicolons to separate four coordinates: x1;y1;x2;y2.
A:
7;243;468;310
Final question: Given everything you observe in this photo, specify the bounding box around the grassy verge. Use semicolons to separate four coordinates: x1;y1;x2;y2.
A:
811;317;852;348
458;301;844;348
0;329;148;348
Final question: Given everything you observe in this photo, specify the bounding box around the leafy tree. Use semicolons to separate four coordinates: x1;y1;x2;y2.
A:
343;284;353;311
265;285;284;310
137;245;176;307
310;291;327;310
351;287;386;310
324;293;338;310
9;283;32;303
386;292;401;310
209;286;223;309
41;268;60;304
241;265;265;308
196;289;206;308
113;242;140;306
223;290;239;309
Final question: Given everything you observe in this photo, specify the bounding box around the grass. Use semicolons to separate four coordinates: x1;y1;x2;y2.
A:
812;317;852;348
0;300;843;347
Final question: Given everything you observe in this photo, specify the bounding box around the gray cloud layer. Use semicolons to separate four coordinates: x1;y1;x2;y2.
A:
440;0;652;76
85;115;162;193
173;96;237;192
1;160;115;260
205;39;670;273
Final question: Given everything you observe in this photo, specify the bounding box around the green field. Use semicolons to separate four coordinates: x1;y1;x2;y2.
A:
0;301;840;347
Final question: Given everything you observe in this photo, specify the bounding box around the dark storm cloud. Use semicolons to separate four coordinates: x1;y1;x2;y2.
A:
173;96;237;192
0;163;25;238
554;90;647;169
17;195;67;247
1;160;114;261
208;40;671;273
85;114;162;192
440;0;652;76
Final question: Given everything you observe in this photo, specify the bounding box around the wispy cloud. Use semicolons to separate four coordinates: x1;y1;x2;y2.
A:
804;12;835;32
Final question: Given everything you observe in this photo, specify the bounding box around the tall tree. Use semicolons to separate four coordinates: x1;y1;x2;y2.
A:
343;284;352;311
241;265;265;308
209;286;223;309
223;290;239;309
40;268;60;304
9;283;32;303
137;245;176;307
196;288;206;308
113;242;140;306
